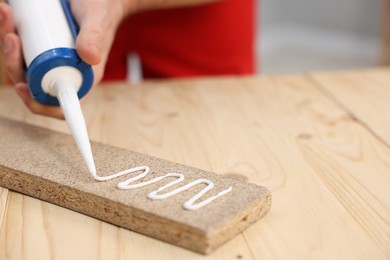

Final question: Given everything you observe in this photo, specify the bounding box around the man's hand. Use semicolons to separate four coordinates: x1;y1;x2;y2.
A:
0;0;218;119
0;0;126;119
0;3;66;119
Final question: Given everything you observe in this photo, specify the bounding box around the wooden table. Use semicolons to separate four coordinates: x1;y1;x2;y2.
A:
0;68;389;259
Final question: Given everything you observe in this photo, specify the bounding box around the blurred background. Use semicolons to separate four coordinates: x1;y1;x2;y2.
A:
0;0;387;82
258;0;386;74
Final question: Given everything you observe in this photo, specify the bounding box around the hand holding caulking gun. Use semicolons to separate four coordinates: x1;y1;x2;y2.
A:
7;0;96;175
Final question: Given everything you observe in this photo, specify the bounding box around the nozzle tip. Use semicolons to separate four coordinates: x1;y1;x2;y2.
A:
87;162;97;176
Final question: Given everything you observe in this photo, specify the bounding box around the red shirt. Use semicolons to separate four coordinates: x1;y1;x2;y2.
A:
103;0;255;80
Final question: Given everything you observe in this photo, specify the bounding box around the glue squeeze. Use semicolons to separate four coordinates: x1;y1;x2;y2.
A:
7;0;96;174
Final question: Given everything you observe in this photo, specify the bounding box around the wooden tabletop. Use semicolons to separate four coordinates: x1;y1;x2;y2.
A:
0;68;389;259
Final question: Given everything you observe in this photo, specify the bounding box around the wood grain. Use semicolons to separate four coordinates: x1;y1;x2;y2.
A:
235;76;390;259
0;72;390;259
0;188;8;231
310;68;390;146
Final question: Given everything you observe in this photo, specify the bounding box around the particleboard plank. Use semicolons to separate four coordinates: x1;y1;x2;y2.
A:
0;116;271;254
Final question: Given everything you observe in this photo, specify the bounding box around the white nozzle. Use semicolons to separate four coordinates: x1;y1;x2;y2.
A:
53;78;96;175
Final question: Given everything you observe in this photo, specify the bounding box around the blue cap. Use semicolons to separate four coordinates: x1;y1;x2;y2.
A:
26;47;94;106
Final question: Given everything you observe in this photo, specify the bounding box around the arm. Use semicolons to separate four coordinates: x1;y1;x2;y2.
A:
0;0;220;119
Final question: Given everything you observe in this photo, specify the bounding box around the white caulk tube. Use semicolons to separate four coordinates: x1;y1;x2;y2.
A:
8;0;96;174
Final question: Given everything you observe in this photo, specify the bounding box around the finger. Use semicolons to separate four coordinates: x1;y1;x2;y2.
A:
3;33;25;83
74;4;106;65
0;3;15;38
0;3;15;40
14;83;65;120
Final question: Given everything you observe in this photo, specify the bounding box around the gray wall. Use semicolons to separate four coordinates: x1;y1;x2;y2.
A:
258;0;384;74
261;0;382;37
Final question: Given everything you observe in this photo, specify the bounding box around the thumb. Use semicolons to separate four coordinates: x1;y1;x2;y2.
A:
70;1;124;66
